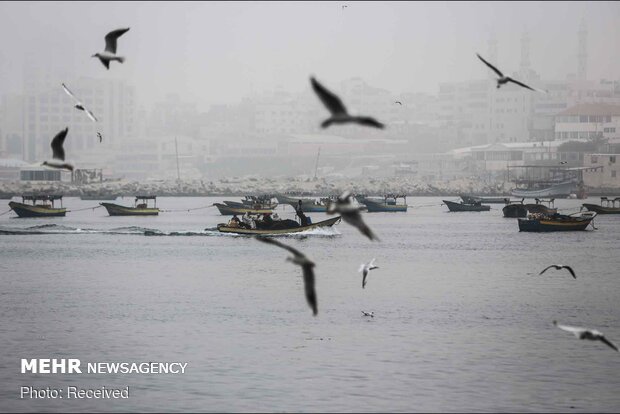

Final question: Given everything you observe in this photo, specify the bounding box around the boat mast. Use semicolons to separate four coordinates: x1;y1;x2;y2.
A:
313;147;321;179
174;136;181;186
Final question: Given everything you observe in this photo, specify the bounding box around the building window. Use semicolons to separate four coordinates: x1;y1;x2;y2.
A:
591;155;598;164
611;156;616;164
612;170;617;178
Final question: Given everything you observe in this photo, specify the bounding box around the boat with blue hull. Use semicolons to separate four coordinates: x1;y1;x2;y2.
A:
358;194;408;213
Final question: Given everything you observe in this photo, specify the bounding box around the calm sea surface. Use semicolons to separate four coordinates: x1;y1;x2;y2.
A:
1;196;619;412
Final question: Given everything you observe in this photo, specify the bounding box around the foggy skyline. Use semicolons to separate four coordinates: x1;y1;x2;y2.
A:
1;1;619;111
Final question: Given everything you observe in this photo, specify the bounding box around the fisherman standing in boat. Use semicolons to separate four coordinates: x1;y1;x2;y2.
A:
296;200;311;226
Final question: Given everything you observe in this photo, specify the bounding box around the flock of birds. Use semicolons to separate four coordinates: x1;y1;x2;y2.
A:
37;25;614;353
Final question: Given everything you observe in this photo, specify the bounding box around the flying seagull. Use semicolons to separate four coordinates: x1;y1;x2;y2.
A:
560;161;568;164
553;321;618;352
61;83;98;122
361;311;375;317
311;76;385;129
255;237;318;316
42;127;74;171
476;53;546;92
92;28;130;70
97;132;103;143
359;258;379;289
327;191;379;241
539;265;576;279
394;101;403;105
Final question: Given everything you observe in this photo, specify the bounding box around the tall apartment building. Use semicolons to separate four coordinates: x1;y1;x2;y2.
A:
21;65;135;166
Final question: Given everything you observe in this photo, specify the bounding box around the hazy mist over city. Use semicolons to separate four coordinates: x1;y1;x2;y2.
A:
1;1;620;191
1;1;618;106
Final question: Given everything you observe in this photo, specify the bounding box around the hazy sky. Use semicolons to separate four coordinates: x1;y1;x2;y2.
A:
0;1;619;110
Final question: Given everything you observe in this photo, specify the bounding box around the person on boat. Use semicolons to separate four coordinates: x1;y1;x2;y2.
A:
229;215;240;228
296;200;310;226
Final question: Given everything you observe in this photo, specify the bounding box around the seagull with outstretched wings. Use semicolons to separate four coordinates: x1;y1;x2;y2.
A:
477;53;547;93
92;28;130;70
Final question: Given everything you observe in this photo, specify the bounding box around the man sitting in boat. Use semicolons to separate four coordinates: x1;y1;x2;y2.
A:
242;212;256;229
228;215;241;228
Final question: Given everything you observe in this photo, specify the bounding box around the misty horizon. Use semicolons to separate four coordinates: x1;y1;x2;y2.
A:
1;1;619;110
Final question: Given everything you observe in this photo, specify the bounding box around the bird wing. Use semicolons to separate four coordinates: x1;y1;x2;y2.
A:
61;83;81;104
562;266;577;279
311;77;348;116
85;108;98;122
50;127;69;161
362;269;368;288
302;263;318;316
554;321;586;337
256;237;305;260
599;336;619;352
539;265;557;275
97;132;103;143
354;116;385;129
358;264;366;273
506;77;537;92
476;53;503;77
104;28;130;54
343;212;379;241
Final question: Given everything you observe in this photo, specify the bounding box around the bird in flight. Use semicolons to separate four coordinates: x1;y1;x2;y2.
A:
311;76;385;129
560;161;568;164
394;101;403;105
539;265;576;279
327;191;379;241
359;258;379;289
476;53;546;92
361;311;375;317
553;321;618;352
92;28;130;70
255;237;318;316
42;127;74;171
61;83;98;122
97;132;103;143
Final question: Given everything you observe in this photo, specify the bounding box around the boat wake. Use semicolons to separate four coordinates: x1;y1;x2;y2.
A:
0;224;342;238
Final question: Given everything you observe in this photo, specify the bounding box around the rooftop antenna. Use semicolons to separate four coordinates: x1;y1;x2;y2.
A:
174;136;181;186
313;146;321;179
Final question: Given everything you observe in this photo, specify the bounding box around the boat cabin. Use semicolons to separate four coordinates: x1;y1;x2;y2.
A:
134;196;157;209
21;194;63;209
600;196;620;207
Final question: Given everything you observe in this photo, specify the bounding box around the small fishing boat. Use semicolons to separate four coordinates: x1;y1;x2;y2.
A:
274;194;330;212
100;196;159;216
217;215;341;235
358;194;408;213
502;200;528;218
525;198;557;215
582;197;620;215
214;203;275;216
518;212;596;232
9;195;66;218
443;200;490;212
460;194;512;204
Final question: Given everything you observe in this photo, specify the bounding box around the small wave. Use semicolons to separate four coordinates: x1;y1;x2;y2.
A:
27;224;77;231
109;226;160;234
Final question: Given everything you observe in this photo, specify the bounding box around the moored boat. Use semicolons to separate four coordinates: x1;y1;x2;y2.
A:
525;198;557;215
100;196;159;216
274;194;329;212
502;201;528;218
217;215;341;235
80;193;119;200
358;194;408;213
582;197;620;214
9;195;66;218
460;194;512;204
443;200;490;212
214;203;275;216
518;212;596;232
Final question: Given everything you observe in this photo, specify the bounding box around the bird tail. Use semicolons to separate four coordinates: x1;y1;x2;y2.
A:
321;119;332;129
117;56;126;64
